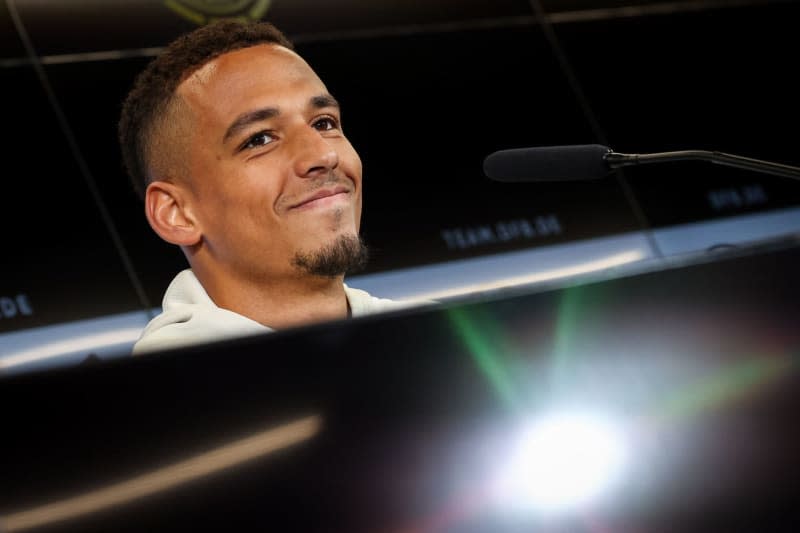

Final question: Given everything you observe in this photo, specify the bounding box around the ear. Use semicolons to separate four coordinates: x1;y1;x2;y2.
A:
144;181;202;247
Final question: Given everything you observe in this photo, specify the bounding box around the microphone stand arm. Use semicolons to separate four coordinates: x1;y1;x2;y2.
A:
605;150;800;180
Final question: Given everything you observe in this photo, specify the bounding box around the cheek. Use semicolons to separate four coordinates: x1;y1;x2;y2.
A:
355;193;363;232
339;141;363;178
347;150;363;231
199;168;279;226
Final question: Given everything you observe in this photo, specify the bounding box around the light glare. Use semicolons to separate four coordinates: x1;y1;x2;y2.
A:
494;412;628;515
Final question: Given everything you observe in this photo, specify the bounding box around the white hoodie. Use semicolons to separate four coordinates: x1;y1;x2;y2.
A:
133;269;416;355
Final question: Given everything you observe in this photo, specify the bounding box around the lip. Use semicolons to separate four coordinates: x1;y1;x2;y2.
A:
291;186;351;209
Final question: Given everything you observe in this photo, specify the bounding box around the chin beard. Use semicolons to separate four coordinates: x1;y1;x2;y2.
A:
292;234;369;278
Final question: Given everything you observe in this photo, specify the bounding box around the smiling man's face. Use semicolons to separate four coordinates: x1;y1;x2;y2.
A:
174;43;364;281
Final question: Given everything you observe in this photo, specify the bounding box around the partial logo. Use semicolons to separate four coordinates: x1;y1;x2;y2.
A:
165;0;272;25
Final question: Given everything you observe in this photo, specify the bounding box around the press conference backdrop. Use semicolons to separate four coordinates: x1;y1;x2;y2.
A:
2;0;800;375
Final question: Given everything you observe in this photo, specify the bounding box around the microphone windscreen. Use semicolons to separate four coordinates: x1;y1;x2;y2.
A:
483;144;612;182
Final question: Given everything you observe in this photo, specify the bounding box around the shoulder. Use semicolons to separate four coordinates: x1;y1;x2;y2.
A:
343;284;436;317
133;269;269;355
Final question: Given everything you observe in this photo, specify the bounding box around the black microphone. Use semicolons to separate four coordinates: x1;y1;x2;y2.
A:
483;144;800;182
483;144;611;182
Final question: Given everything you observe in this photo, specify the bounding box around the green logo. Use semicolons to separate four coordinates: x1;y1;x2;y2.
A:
165;0;272;25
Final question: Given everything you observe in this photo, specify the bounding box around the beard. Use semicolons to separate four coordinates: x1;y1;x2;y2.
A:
292;234;369;278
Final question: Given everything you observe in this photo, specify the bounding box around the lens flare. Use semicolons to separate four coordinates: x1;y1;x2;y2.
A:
492;412;629;515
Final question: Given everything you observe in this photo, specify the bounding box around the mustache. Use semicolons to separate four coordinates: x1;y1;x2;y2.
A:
309;172;342;190
280;172;354;211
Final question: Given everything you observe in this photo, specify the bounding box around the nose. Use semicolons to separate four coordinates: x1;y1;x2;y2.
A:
292;125;339;178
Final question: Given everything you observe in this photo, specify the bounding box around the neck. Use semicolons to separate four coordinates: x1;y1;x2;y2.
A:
194;267;349;330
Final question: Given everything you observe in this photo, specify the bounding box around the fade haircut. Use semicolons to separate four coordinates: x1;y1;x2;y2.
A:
118;20;294;200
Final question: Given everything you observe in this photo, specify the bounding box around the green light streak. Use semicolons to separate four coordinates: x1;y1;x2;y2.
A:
551;287;583;392
447;307;519;410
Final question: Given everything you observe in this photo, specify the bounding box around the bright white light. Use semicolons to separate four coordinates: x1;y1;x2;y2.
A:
493;412;628;515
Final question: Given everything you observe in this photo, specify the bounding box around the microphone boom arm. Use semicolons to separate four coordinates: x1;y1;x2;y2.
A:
605;149;800;180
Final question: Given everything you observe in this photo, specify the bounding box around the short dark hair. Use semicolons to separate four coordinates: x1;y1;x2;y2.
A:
118;20;294;200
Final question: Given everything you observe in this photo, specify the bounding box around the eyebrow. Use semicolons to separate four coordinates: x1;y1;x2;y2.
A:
222;94;341;145
310;93;340;110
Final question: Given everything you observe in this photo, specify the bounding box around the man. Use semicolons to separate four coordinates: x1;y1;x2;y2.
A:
118;20;420;355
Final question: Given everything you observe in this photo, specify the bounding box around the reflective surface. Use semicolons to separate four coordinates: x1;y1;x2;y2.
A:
2;237;799;532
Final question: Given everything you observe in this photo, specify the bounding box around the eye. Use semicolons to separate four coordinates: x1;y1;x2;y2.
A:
241;131;275;151
313;117;339;131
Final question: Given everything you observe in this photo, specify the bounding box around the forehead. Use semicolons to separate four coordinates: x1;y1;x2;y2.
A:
176;44;327;119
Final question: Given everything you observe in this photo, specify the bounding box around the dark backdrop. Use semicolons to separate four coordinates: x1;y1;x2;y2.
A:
2;0;799;340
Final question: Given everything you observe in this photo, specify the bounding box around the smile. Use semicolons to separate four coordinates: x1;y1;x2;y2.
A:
291;187;351;210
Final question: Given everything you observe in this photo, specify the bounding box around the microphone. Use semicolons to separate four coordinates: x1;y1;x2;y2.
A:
483;144;800;182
